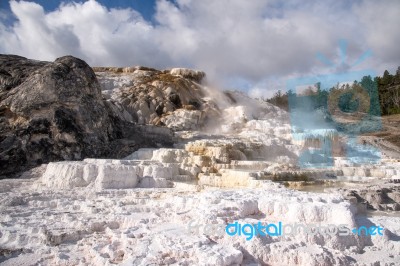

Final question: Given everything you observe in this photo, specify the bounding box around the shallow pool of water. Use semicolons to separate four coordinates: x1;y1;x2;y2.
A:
288;180;361;193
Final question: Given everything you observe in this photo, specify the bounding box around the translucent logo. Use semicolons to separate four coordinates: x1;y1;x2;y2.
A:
187;220;385;241
287;40;382;168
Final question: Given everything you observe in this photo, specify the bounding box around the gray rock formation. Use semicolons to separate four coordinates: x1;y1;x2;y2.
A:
95;66;222;131
0;55;174;178
343;185;400;211
169;68;205;82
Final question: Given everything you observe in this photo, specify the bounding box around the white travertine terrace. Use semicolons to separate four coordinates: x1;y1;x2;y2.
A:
1;72;400;265
1;175;399;265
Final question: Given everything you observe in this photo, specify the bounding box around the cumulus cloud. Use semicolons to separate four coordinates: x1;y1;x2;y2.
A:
354;1;400;69
0;0;399;94
1;0;171;67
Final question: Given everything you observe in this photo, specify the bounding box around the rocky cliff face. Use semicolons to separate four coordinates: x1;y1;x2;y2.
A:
0;55;113;177
0;55;174;178
95;66;218;131
0;54;292;178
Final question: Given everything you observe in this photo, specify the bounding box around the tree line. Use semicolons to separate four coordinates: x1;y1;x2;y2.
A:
265;67;400;116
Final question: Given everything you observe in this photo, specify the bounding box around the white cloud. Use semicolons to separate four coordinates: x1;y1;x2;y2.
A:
0;0;399;92
354;0;400;73
1;0;171;67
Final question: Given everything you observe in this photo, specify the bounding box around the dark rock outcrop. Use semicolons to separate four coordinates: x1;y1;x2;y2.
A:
94;65;226;132
0;55;174;178
344;185;400;212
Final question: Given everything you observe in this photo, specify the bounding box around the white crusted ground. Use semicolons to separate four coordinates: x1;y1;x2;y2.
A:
0;175;399;265
1;137;400;265
1;73;400;265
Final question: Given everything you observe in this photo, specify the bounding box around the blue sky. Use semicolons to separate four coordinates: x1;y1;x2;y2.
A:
1;0;158;22
0;0;399;96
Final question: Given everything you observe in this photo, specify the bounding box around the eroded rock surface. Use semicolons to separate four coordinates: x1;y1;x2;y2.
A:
0;55;114;177
95;67;229;131
0;55;177;177
1;175;399;265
